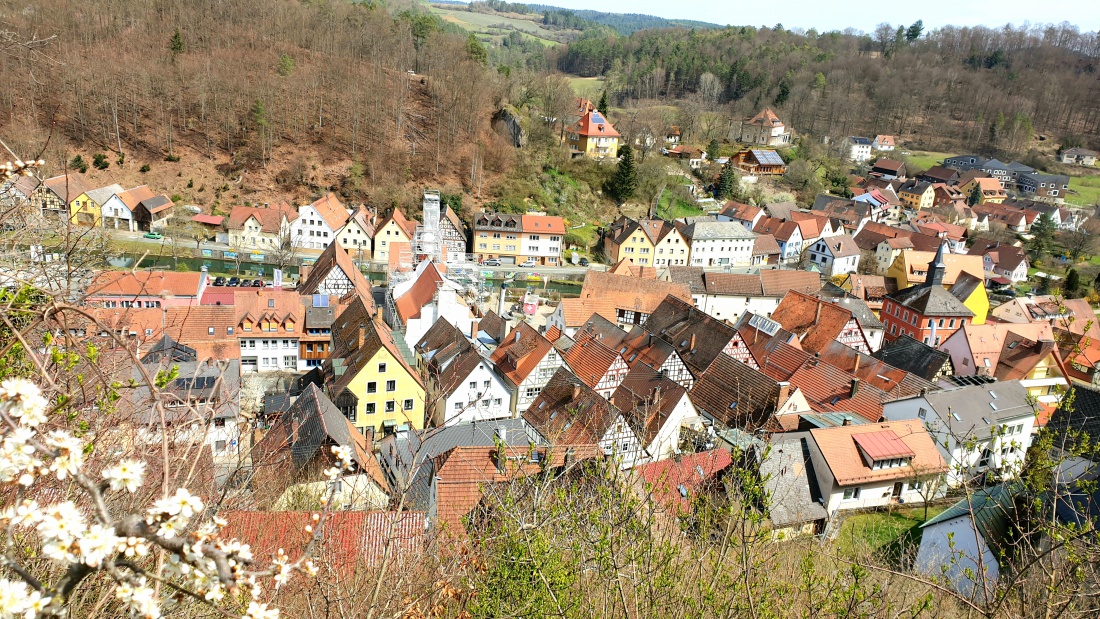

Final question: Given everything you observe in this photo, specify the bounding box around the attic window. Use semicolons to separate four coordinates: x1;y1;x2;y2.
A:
268;299;275;308
989;402;999;411
680;340;689;347
695;466;706;478
620;347;628;354
538;401;546;410
208;327;215;335
982;417;991;424
989;391;998;399
917;407;927;419
728;401;738;410
549;411;558;420
951;412;962;422
677;484;688;498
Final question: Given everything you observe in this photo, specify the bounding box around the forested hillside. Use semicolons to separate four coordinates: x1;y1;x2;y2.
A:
0;0;505;207
556;24;1100;151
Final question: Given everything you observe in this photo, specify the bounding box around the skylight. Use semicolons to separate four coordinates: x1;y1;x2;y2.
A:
951;412;962;422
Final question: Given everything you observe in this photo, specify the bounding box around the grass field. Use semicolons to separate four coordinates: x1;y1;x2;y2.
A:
902;150;953;171
1067;175;1100;208
567;76;603;97
836;505;947;558
429;6;562;44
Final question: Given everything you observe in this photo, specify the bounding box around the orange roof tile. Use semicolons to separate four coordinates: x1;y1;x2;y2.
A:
810;419;947;486
309;192;350;230
489;322;555;387
562;333;622;389
393;262;444;324
770;291;858;354
520;214;565;235
570;110;620;138
634;450;732;515
227;203;297;234
88;271;203;299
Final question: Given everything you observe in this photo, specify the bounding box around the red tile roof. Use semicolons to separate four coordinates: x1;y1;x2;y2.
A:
489;322;555;387
42;174;92;203
232;288;303;335
770;290;858;354
521;214;566;234
853;430;916;460
562;332;622;389
115;185;156;210
634;450;732;515
810;420;946;486
88;271;203;299
571;110;620;138
393;262;444;324
221;510;425;572
227;203;298;233
191;214;224;226
309;193;350;230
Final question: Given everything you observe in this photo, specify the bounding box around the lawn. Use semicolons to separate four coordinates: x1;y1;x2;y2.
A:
656;193;704;220
836;505;947;560
567;76;603;96
902;150;953;171
428;6;561;44
1067;175;1100;208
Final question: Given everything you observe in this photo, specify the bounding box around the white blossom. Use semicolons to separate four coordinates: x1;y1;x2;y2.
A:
151;488;204;520
243;601;280;619
331;445;353;471
0;378;48;426
78;525;121;567
44;431;83;481
102;460;147;493
0;578;32;617
115;580;160;619
36;502;85;544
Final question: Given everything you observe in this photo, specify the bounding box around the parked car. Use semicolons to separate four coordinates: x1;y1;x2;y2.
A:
579;257;589;267
250;279;264;287
143;232;162;240
227;277;241;287
213;276;227;287
481;258;501;267
520;258;537;268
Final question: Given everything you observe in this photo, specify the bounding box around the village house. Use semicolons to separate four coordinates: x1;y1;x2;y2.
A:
319;296;426;438
523;368;645;467
1059;147;1098;167
974;241;1029;282
224;203;298;250
389;260;475;352
297;294;336;370
918;166;960;185
489;322;568;413
939;323;1068;405
663;267;821;322
751;234;782;266
68;183;122;227
870;158;905;180
990;295;1100;341
415;318;511;426
680;219;756;267
960;177;1008;204
735;108;792;146
689;353;810;433
898;179;936;211
548;270;691;336
100;185;153;231
871;334;953;381
132;194;175;231
845;136;873;162
565;110;620;159
472;212;565;267
87;270;208;309
838;274;896;313
372;207;416;264
805;234;861;277
757;436;829;537
883;380;1035;487
803;419;948;514
886;249;988;322
296;241;375;302
31;174;92;220
293;192;350;250
731;149;788;175
770;290;874;354
1017;171;1070;201
335;206;376;259
882;246;975;346
562;327;630;399
611;365;695;461
720;201;766;230
872;135;896;152
251;384;389;510
232;288;303;373
603;217;690;267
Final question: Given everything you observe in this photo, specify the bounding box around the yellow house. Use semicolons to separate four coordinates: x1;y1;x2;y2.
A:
887;249;988;323
960;177;1007;204
69;184;123;227
898;180;935;210
641;219;690;267
565;110;620;159
995;335;1068;405
605;217;656;265
324;297;425;437
372;207;416;263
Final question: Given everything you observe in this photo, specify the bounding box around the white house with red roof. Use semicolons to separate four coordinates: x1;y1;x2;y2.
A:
872;135;896;151
293;193;351;250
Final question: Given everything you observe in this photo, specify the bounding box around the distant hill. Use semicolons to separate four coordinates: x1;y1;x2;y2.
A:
529;6;723;34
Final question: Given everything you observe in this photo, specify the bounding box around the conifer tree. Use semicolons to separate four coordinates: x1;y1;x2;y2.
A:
169;28;185;56
717;164;736;200
606;144;637;204
597;90;609;116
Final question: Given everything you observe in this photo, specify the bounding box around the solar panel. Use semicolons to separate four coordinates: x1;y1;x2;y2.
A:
751;150;785;165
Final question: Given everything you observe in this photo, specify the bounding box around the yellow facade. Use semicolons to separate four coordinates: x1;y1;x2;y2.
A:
69;192;102;227
899;186;934;210
960;178;1006;204
957;286;989;325
614;229;656;266
1024;353;1066;400
571;134;619;158
342;345;426;436
373;219;411;262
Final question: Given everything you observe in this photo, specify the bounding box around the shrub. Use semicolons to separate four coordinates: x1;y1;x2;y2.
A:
140;164;151;173
164;154;181;162
69;155;88;173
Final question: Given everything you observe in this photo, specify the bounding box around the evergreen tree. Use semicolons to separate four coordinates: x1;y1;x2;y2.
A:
706;139;721;160
1028;212;1056;259
465;34;487;65
606;143;637;204
597;90;609;116
905;20;924;42
276;54;295;77
967;184;982;206
717;164;736;200
1066;268;1081;295
169;28;185;56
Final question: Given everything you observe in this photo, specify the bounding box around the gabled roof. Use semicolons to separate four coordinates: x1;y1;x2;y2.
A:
489;321;556;387
115;185;156;210
720;201;763;224
634;450;732;515
297;241;375;308
746;108;783;127
523;368;625;445
947;322;1054;374
810;419;947;486
760;435;828;526
309;193;351;230
993;333;1062;382
872;158;904;173
562;332;622;389
814;339;935;397
571;270;691;321
392;261;445;324
689;354;781;431
227;203;298;233
42;174;92;203
140;195;174;214
895;250;985;286
571;110;620;138
919;380;1033;438
644;296;737;375
376;207;417;238
84;184;124;206
327;297;424;396
842;274;896;301
761;270;822;296
88;270;202;298
871;335;950;381
611;365;688;444
887;281;974;317
770;290;859;354
752;234;781;256
521;214;566;234
817;234;861;258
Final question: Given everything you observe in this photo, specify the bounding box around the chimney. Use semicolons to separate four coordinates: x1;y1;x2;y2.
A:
777;380;790;404
572;384;582;401
563;447;576;467
852;354;860;374
849;378;860;398
842;417;852;426
689;334;696;350
197;266;209;301
358;324;366;349
494;448;506;473
919;387;928;397
815;300;822;323
495;425;507;444
470;319;480;339
374;305;384;325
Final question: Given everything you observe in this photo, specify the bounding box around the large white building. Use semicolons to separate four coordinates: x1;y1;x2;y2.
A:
293;193;350;250
681;219;756;267
806;234;862;277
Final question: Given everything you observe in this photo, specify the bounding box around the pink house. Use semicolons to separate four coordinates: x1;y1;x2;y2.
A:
85;270;209;309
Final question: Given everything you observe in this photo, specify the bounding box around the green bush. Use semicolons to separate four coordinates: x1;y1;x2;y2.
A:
140;164;151;173
92;153;110;170
69;155;88;173
164;154;180;162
